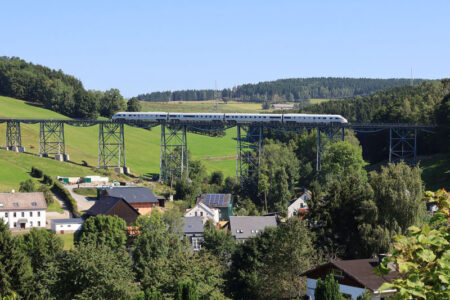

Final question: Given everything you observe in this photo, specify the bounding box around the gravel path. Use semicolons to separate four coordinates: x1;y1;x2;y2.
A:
46;194;70;229
66;185;97;212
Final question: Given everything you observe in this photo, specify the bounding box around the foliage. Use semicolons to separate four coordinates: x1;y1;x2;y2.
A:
100;88;125;118
76;215;128;250
210;171;224;186
257;141;299;215
320;141;368;183
30;166;43;178
17;228;63;272
35;243;138;299
0;56;101;118
176;281;198;300
19;178;35;192
0;220;33;298
51;180;80;217
314;274;344;300
356;289;372;300
137;78;417;103
37;184;54;205
135;288;163;300
309;162;425;258
127;97;142;112
202;220;236;264
228;218;315;299
376;189;450;299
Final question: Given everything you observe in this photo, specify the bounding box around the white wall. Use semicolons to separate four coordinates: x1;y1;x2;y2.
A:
0;209;46;229
52;222;83;233
184;204;219;224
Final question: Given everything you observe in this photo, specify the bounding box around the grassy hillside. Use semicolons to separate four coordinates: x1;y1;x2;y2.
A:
420;154;450;190
0;96;238;188
139;100;268;113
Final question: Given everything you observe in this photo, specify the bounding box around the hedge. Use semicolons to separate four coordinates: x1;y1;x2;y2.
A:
51;180;81;218
30;166;43;178
43;174;54;185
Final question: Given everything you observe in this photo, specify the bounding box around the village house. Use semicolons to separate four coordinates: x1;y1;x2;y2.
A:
288;190;311;218
302;258;398;299
196;193;233;221
0;192;46;229
184;202;220;224
85;196;140;225
228;215;277;242
99;186;160;215
183;217;204;251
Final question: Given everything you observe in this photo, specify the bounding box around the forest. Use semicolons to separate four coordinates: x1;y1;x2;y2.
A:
0;57;127;119
136;78;421;103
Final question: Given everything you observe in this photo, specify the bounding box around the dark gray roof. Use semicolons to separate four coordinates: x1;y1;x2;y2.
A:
197;194;231;208
183;217;204;234
102;187;158;204
229;216;277;239
87;196;122;215
51;218;84;224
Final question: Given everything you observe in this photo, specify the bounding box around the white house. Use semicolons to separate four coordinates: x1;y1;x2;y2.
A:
302;258;397;299
51;218;84;234
288;191;310;218
0;192;47;229
184;202;220;224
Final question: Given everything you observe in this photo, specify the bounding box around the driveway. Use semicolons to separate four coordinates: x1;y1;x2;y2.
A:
46;194;71;229
66;185;97;213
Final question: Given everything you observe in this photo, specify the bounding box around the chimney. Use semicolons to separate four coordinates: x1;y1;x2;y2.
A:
11;189;15;194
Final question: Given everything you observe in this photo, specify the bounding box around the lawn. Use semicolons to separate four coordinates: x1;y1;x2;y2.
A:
420;153;450;191
73;187;98;198
47;199;64;213
59;233;75;250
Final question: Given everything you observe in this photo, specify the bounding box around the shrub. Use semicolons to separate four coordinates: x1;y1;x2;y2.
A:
43;174;54;185
51;181;80;218
37;185;54;205
30;167;43;178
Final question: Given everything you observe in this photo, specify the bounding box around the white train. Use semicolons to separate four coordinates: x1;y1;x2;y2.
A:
112;112;348;124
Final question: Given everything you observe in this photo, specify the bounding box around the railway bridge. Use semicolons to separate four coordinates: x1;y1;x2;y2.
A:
0;118;437;182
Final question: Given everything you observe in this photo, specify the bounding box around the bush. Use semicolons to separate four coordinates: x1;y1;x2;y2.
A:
43;174;54;185
51;181;80;218
19;179;36;192
37;185;54;205
30;167;43;178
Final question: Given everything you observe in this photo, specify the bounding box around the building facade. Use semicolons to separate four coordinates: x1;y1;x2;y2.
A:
184;202;220;224
51;218;84;234
0;192;47;229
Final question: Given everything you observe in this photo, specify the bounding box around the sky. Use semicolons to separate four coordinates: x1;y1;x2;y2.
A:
1;1;449;97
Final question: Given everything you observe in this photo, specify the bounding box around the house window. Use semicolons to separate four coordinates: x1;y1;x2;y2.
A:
14;212;16;217
5;212;7;218
38;221;41;227
200;212;203;217
195;212;197;216
30;212;33;217
38;212;41;217
21;212;24;217
14;222;17;227
30;221;33;226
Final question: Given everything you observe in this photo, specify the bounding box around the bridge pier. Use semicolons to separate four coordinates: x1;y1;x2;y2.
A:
39;121;69;161
316;126;345;171
5;121;25;152
159;124;188;183
98;122;128;173
389;128;417;165
236;124;263;179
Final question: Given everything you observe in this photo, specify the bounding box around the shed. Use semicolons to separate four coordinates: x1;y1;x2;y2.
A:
51;218;84;234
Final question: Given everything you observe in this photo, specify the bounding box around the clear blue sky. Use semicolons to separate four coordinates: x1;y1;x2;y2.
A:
1;0;449;97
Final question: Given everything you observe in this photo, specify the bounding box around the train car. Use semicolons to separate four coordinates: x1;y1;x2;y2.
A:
224;113;282;123
168;113;225;122
282;114;347;123
112;112;168;121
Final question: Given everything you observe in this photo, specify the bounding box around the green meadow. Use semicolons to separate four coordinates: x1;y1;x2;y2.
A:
0;96;238;191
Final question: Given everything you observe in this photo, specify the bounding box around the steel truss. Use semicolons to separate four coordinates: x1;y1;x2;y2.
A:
389;128;417;164
39;121;65;156
316;126;345;171
159;124;188;183
236;125;263;179
98;122;126;169
6;121;22;150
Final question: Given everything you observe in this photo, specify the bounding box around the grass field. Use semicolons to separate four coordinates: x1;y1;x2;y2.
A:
0;96;238;190
73;187;98;198
140;100;268;113
59;233;75;250
47;199;64;213
420;154;450;190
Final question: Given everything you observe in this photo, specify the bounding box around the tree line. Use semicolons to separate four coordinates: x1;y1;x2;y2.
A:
136;78;421;103
0;57;141;119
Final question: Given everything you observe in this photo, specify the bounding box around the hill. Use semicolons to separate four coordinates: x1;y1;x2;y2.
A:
0;96;238;190
136;78;422;103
